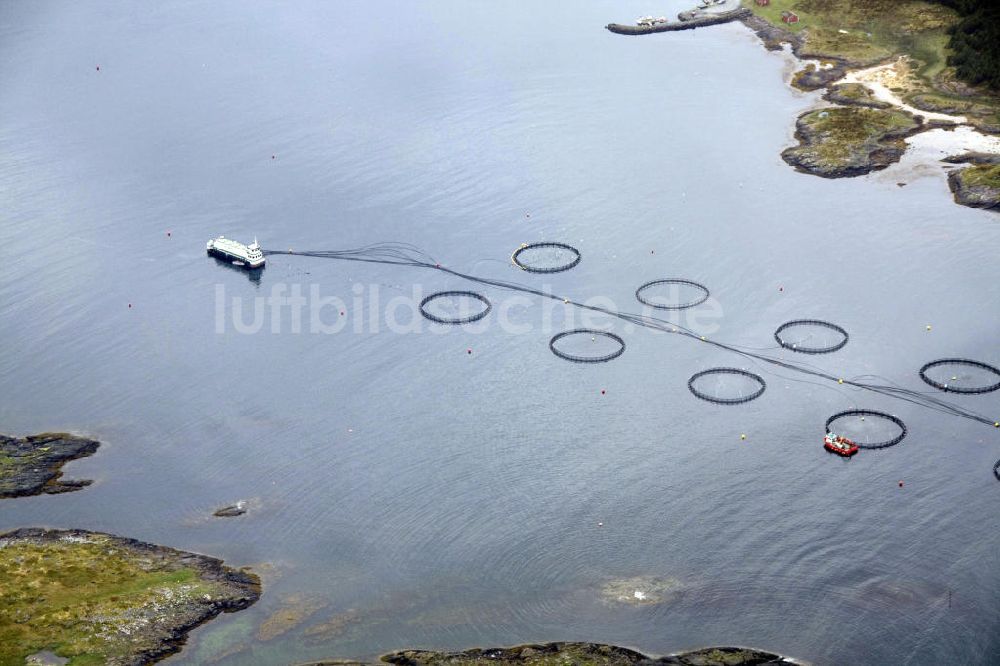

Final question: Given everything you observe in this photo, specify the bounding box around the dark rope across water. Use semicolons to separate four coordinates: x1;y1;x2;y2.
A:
264;243;1000;434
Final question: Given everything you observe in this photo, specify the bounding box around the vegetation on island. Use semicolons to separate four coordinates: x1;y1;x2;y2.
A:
782;106;922;177
0;528;260;666
948;163;1000;209
823;82;891;108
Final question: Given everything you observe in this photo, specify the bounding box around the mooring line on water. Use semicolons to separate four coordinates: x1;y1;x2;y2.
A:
264;243;1000;435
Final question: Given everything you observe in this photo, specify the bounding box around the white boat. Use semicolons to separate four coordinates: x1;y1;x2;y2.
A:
206;236;265;269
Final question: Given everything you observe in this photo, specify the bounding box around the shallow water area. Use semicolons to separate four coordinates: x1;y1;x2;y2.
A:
2;2;999;665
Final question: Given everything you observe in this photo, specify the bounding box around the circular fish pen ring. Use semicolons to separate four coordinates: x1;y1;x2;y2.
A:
918;358;1000;394
774;319;849;354
994;459;1000;482
419;291;492;324
824;409;907;449
687;368;766;404
635;279;710;310
549;328;625;363
511;242;581;273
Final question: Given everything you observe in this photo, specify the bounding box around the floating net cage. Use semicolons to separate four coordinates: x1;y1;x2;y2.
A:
635;279;710;310
687;368;766;404
918;359;1000;394
994;458;1000;482
549;328;625;363
825;410;907;449
511;242;582;273
774;319;849;354
419;291;491;324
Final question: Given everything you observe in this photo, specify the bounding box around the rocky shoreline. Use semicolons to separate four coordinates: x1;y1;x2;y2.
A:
0;432;101;498
0;528;261;665
300;642;796;666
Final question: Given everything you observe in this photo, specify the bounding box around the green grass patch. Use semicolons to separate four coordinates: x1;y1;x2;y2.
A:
0;535;217;666
961;164;1000;189
745;0;959;66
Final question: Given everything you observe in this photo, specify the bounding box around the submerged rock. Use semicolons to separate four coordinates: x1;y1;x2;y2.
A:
300;642;795;666
0;432;100;498
0;528;260;665
257;594;327;641
600;576;684;605
782;106;923;178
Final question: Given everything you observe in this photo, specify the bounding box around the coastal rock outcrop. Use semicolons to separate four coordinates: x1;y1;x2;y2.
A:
782;106;923;178
947;164;1000;211
0;432;100;498
0;528;261;665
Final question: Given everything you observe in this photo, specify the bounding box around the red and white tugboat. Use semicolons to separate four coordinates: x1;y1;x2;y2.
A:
824;432;859;457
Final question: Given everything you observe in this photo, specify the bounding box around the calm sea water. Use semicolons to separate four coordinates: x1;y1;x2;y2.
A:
2;2;999;664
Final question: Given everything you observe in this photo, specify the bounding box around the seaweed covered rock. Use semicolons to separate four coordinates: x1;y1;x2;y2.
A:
782;106;922;177
0;432;100;498
0;528;261;665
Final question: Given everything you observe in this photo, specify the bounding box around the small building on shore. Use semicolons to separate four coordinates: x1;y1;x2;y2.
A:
781;10;799;23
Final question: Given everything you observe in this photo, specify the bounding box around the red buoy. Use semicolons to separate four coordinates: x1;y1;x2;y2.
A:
340;310;345;316
166;231;171;237
898;480;904;487
96;65;100;71
271;155;275;160
467;348;472;354
601;389;606;395
128;303;132;308
779;286;783;292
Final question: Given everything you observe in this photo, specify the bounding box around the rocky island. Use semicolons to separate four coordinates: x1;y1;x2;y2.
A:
782;106;923;177
301;643;795;666
944;153;1000;209
0;528;261;665
0;432;100;498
